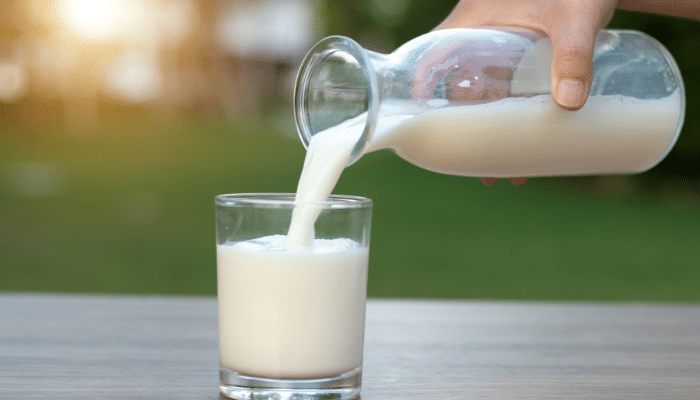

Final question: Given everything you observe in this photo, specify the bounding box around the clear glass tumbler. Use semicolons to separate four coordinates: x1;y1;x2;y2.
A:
216;193;372;400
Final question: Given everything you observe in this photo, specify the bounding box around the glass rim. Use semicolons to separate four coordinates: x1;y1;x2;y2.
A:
215;193;373;209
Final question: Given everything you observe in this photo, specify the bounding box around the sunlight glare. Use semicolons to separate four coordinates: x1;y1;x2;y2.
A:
58;0;125;41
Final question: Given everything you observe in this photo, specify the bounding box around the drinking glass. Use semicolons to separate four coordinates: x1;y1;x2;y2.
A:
216;193;372;400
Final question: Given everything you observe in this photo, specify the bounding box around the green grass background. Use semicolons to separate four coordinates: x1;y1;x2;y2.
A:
1;112;699;301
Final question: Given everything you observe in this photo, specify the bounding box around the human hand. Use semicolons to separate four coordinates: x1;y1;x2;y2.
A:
408;30;539;186
436;0;619;111
437;0;619;186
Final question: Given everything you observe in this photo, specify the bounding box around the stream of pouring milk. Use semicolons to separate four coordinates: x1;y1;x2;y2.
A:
286;92;681;249
285;113;412;248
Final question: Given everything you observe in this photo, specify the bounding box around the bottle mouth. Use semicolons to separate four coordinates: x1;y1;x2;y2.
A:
294;36;379;165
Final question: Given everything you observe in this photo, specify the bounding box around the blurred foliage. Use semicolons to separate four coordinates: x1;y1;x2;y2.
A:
2;114;700;301
1;1;700;300
323;0;457;49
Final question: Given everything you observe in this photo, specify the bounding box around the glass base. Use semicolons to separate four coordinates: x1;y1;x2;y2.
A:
220;366;362;400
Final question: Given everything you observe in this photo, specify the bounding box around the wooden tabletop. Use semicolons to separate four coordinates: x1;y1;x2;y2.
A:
1;294;699;399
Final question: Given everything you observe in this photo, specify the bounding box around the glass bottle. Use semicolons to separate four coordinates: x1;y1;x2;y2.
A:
294;28;685;177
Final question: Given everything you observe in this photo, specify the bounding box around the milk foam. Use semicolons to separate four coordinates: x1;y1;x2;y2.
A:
233;234;361;253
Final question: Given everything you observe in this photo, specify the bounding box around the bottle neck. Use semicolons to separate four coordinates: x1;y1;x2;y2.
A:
295;36;380;165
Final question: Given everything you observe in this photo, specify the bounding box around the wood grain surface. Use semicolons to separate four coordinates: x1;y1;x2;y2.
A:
1;294;699;399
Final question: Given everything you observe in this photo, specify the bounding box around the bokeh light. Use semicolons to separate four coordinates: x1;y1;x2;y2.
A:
57;0;129;42
4;162;67;197
0;61;29;103
104;49;163;103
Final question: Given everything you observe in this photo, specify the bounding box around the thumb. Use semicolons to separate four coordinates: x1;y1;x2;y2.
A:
549;23;596;111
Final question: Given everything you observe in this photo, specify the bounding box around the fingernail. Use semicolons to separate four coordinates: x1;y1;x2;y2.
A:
479;178;497;187
509;177;528;186
556;79;585;109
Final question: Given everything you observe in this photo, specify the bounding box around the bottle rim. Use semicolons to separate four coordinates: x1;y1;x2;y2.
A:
294;35;379;165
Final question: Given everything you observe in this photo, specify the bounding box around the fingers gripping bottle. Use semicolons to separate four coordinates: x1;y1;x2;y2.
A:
294;28;685;177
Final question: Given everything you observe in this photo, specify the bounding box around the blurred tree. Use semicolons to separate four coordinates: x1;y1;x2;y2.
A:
323;0;457;50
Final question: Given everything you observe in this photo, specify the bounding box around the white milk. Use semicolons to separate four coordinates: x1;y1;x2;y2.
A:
218;235;369;379
369;92;682;177
286;113;411;248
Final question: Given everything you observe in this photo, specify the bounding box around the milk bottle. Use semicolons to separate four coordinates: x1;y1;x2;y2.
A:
294;28;685;176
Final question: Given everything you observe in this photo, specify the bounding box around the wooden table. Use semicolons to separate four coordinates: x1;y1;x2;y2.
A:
1;294;699;399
